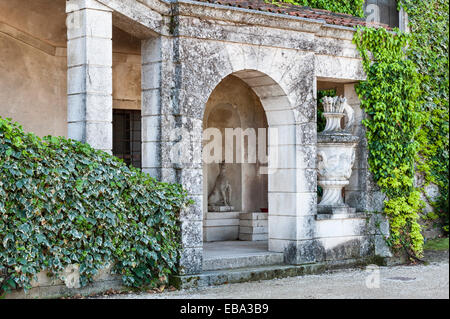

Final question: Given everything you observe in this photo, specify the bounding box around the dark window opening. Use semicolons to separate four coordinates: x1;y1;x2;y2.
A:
113;109;142;169
364;0;399;28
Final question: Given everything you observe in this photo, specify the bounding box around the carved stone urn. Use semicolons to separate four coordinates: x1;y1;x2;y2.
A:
317;96;359;214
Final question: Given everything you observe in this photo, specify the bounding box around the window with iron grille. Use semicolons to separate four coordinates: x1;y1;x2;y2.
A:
112;109;142;169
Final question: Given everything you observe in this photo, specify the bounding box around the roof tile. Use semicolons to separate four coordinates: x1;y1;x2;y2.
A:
193;0;390;29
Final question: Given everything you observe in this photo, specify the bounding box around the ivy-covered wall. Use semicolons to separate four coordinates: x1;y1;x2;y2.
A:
399;0;449;235
0;117;191;296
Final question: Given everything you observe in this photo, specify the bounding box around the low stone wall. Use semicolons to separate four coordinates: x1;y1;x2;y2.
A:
4;265;125;299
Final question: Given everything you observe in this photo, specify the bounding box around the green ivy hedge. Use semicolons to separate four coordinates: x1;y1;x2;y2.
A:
0;117;191;296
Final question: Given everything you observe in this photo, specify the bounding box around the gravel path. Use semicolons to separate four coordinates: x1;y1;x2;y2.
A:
98;253;449;299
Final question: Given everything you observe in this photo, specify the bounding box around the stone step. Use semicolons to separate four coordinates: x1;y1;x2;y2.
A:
204;219;240;227
203;226;239;242
203;251;283;271
170;264;318;289
170;257;379;289
205;212;240;219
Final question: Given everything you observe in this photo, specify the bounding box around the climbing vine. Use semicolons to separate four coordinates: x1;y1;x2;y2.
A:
398;0;449;233
353;27;426;257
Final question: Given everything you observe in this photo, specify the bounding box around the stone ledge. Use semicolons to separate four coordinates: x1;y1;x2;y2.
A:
203;252;284;271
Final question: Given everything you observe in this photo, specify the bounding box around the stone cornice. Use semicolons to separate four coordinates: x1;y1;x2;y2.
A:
175;0;325;34
104;0;359;42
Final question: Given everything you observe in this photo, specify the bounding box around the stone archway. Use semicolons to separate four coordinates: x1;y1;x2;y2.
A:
142;38;318;274
202;74;269;243
201;69;299;256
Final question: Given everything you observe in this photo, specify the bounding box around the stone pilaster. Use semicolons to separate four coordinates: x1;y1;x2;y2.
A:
66;0;113;153
173;120;204;275
339;84;391;258
141;35;203;275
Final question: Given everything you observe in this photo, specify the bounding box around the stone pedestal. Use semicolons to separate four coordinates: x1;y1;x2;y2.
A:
314;211;373;261
239;212;268;241
203;212;239;242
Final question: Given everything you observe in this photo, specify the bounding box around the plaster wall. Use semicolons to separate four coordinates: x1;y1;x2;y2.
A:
0;31;67;137
0;0;142;138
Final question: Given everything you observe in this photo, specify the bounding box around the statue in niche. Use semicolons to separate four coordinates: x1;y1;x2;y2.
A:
208;162;233;212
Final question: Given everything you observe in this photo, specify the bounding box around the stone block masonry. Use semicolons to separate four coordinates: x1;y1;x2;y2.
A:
204;212;240;242
240;213;269;241
66;0;113;153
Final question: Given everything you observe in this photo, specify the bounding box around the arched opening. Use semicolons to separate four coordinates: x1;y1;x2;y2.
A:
202;70;296;270
203;74;268;241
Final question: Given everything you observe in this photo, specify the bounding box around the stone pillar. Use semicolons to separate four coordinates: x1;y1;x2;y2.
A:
399;7;410;33
141;37;164;179
266;67;319;264
267;122;320;264
66;0;113;153
141;36;203;275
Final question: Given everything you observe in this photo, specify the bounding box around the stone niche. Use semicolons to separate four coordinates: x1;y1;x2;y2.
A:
203;75;268;242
